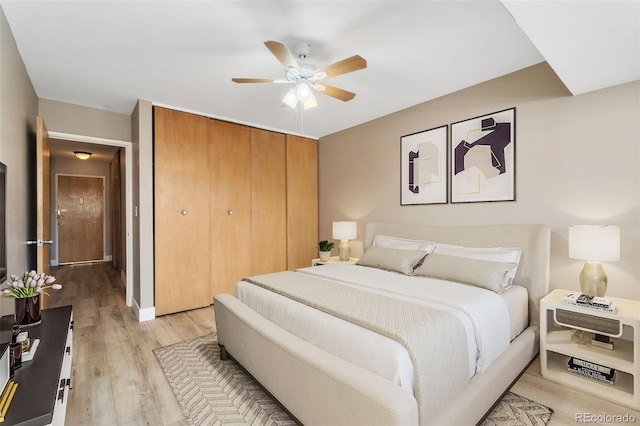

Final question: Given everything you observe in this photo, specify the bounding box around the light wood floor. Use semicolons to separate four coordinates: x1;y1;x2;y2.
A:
48;263;639;426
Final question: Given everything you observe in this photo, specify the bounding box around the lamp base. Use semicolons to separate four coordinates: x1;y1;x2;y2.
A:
579;261;607;297
338;240;351;261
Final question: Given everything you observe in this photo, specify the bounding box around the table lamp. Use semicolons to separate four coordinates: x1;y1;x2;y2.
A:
332;221;357;261
568;225;620;297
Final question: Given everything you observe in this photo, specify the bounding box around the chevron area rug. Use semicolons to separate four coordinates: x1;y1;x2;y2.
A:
154;333;553;426
480;391;553;426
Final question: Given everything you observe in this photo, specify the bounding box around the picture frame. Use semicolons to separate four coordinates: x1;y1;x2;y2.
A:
400;125;448;205
450;107;515;203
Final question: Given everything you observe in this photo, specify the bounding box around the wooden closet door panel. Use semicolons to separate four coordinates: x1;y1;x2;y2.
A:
209;119;251;295
286;136;318;270
251;128;287;275
154;107;211;315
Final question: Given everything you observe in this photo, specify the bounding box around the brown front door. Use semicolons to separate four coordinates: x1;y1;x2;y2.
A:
57;175;104;264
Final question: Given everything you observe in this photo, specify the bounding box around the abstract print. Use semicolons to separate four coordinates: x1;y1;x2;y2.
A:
451;108;515;203
401;125;448;205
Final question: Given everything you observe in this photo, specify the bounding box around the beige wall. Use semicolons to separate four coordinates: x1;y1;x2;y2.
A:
319;63;640;301
0;7;39;316
39;98;131;141
131;99;154;314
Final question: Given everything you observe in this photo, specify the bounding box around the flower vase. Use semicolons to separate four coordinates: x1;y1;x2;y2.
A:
15;296;41;327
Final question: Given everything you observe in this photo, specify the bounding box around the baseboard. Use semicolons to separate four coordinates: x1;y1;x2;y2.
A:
133;299;155;322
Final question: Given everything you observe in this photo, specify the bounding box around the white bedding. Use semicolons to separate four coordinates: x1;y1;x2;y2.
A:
236;263;523;393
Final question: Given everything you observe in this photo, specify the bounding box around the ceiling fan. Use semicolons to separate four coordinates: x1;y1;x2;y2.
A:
232;40;367;110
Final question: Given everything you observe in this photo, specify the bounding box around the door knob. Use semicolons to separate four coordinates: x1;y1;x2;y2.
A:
227;210;234;215
181;209;188;216
26;240;54;246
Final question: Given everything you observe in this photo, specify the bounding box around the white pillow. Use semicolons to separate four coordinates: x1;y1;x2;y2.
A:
413;253;518;293
432;243;521;289
373;235;436;253
356;246;429;275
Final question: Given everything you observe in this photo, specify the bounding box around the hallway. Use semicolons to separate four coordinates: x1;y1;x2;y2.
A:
48;262;215;425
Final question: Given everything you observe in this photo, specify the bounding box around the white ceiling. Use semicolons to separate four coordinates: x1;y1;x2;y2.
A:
1;1;638;140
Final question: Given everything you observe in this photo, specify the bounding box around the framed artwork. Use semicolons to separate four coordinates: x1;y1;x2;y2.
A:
450;107;515;203
400;125;448;205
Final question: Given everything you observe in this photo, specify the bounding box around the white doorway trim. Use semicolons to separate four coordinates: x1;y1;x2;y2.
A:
49;131;134;307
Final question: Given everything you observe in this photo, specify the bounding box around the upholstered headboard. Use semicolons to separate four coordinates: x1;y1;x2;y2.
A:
364;222;551;326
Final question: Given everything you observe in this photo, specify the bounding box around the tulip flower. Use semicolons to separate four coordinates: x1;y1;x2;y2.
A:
1;271;62;298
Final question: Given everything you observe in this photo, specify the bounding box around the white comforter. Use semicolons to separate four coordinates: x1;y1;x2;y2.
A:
235;263;510;393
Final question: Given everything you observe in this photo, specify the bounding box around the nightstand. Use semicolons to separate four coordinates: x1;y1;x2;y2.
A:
540;289;639;409
311;256;359;266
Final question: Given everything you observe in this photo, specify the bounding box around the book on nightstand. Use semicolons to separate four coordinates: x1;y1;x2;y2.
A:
561;292;616;313
567;357;616;385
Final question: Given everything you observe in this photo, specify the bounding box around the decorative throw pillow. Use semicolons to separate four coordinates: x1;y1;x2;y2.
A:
413;253;518;293
356;246;428;275
373;235;436;252
432;243;521;289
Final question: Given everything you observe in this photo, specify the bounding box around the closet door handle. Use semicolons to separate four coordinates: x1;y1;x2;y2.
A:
181;209;188;216
227;210;234;215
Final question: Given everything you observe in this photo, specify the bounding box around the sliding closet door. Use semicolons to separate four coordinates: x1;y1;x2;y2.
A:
209;119;252;295
154;107;211;315
286;135;318;270
251;128;287;275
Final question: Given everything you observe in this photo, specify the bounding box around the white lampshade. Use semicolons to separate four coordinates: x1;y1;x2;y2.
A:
282;88;298;109
332;221;357;240
569;225;620;262
282;82;318;110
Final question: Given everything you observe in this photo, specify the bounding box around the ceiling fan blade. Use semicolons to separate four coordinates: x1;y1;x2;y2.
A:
314;83;356;102
313;55;367;79
264;40;300;70
232;78;288;84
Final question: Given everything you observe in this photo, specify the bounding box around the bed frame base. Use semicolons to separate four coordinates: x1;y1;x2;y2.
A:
215;293;539;425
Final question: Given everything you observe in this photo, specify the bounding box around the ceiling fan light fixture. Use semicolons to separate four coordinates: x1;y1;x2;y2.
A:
282;87;298;109
303;94;318;110
74;151;92;160
296;82;313;102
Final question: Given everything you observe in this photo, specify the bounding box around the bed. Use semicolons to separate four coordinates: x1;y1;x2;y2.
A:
214;222;550;425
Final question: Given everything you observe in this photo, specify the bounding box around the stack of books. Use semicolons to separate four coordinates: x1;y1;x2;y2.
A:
561;292;616;313
568;357;616;385
21;338;39;362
